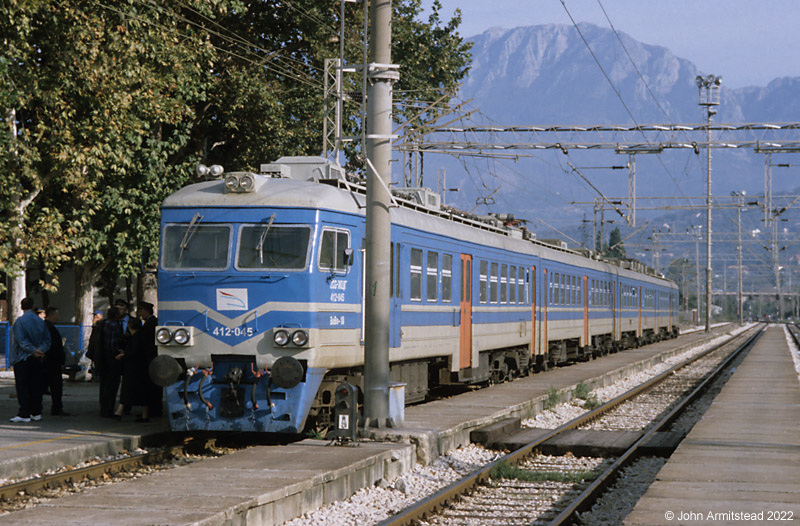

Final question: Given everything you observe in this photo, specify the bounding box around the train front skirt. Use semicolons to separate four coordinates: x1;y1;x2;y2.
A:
164;362;325;433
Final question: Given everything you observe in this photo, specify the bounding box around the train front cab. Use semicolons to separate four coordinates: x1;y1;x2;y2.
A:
153;201;363;433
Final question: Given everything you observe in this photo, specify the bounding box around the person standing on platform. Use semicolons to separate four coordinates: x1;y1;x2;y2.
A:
86;308;106;380
98;306;124;418
42;307;70;416
9;297;50;423
113;317;150;421
138;301;162;417
115;299;130;333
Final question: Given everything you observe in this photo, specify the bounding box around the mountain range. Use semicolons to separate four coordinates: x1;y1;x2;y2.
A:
431;23;800;230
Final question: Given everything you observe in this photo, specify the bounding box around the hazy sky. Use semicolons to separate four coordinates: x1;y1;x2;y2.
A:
421;0;800;88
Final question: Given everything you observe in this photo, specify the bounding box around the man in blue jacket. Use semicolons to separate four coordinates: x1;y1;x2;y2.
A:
9;297;51;423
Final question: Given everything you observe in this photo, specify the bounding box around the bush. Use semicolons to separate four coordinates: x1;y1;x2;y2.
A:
546;387;562;410
573;381;591;400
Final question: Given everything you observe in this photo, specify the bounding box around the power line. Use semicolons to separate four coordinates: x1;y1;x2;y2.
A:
560;0;689;201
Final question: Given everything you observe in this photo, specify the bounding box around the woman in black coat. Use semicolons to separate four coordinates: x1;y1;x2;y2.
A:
113;317;151;422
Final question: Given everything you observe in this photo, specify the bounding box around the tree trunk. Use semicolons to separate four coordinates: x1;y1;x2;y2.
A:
6;108;26;323
74;263;96;347
136;269;158;315
7;270;26;324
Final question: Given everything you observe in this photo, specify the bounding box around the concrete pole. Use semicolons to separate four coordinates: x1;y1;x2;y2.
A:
737;203;743;325
363;0;396;428
704;109;712;333
592;199;598;253
695;229;701;325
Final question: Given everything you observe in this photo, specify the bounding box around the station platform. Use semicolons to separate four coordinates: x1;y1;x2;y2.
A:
624;326;800;525
0;326;732;525
0;377;170;482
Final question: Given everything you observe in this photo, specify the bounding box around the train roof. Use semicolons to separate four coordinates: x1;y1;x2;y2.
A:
163;157;676;289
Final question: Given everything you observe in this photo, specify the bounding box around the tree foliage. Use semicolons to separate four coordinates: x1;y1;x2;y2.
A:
605;227;626;259
0;0;472;310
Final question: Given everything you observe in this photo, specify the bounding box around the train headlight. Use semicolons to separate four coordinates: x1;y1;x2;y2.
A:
173;328;190;345
238;174;255;191
156;328;173;344
225;175;239;191
291;330;308;347
273;329;289;346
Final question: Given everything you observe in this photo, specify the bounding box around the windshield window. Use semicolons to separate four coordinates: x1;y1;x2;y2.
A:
162;224;231;270
237;225;311;270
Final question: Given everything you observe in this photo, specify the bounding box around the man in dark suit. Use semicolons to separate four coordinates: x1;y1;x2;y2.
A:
138;301;162;417
42;307;70;415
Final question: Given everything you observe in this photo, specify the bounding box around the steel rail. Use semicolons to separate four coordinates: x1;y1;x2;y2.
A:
0;443;185;503
787;323;800;349
377;325;761;526
547;324;764;525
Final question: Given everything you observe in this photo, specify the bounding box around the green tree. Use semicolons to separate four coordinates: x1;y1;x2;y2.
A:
186;0;472;171
1;1;218;324
1;0;472;325
605;227;626;259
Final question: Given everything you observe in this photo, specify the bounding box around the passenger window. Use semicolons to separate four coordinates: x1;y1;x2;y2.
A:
427;251;438;302
442;254;452;303
479;261;488;303
410;248;422;301
571;276;576;305
500;264;508;304
519;267;526;304
509;266;517;303
490;262;499;303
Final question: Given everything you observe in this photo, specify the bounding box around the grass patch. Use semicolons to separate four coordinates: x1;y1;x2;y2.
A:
490;461;597;483
582;393;602;410
305;429;325;440
546;387;562;410
572;381;602;410
573;381;591;400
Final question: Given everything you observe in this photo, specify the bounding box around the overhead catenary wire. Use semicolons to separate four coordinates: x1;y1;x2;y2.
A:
560;0;690;203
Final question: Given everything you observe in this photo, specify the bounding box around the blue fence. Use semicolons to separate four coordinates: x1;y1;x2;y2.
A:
0;322;8;371
1;323;87;371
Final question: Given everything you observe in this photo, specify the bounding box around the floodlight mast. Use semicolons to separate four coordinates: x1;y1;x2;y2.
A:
697;74;721;333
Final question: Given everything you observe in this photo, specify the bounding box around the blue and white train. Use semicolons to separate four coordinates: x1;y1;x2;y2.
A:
151;156;679;433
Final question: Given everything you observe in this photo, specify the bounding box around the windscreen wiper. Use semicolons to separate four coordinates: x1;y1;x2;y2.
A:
178;213;203;263
256;214;276;264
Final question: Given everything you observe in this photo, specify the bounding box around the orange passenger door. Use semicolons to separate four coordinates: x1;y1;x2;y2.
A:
460;254;473;369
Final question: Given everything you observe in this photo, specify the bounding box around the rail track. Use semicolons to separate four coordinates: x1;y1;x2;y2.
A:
0;443;184;507
378;324;764;526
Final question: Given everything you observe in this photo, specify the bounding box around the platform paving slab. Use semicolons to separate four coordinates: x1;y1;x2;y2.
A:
0;377;171;481
0;439;415;526
624;326;800;526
